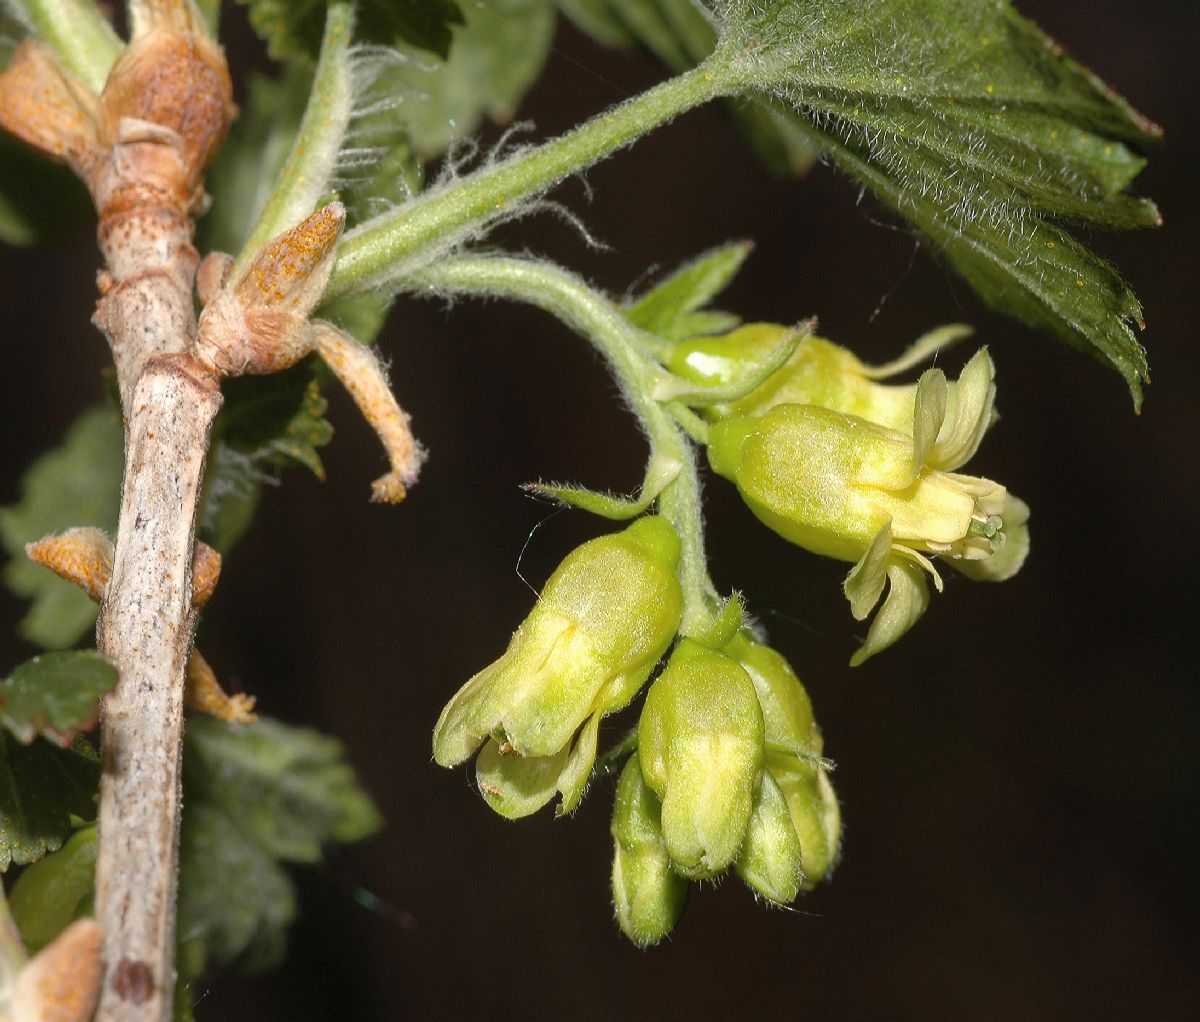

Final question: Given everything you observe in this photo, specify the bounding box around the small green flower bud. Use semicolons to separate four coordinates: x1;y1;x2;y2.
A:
775;765;841;890
708;402;1028;663
736;770;805;904
611;756;688;947
666;323;984;443
730;634;841;895
433;516;683;817
638;639;764;878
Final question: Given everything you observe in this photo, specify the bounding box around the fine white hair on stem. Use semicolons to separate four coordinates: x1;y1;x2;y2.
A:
233;3;355;273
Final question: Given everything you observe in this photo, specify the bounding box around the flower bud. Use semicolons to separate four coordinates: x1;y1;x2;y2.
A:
729;635;841;894
736;771;805;904
433;516;683;817
638;639;764;878
610;756;688;947
665;323;984;438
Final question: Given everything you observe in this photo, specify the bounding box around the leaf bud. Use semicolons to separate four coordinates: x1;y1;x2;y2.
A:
610;756;688;947
637;639;764;878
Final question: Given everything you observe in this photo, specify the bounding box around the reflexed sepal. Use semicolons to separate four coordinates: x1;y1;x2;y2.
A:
524;455;681;521
610;756;688;947
637;639;764;878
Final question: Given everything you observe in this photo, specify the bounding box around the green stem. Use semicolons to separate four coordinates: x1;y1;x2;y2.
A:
232;1;354;273
324;62;724;302
18;0;121;93
407;255;719;635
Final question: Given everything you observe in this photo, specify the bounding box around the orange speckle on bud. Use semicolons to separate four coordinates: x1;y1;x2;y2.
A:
195;204;346;378
96;29;234;190
0;41;100;174
26;527;114;602
235;203;346;315
27;528;221;608
11;918;103;1022
184;650;257;724
190;541;221;608
313;323;426;504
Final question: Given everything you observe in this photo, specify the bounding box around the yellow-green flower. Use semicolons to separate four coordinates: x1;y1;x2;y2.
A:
432;516;683;817
707;364;1028;664
666;321;984;433
637;639;764;878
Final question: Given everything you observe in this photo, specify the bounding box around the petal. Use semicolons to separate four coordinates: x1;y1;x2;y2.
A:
912;369;949;470
476;737;570;820
736;770;804;905
931;348;996;471
953;494;1031;581
849;561;931;666
843;521;893;620
556;712;603;817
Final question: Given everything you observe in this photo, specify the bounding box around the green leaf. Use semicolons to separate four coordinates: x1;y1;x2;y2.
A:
709;0;1159;404
198;358;334;553
0;651;116;746
0;733;99;871
388;0;556;160
0;403;123;649
177;716;380;971
184;717;381;864
235;0;464;62
177;801;296;972
8;825;97;952
556;0;632;47
823;132;1148;401
357;0;465;58
625;241;752;341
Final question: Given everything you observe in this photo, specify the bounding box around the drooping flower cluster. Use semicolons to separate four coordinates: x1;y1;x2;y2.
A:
432;322;1027;945
432;515;840;944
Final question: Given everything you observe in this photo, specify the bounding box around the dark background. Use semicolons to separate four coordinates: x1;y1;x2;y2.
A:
2;1;1197;1019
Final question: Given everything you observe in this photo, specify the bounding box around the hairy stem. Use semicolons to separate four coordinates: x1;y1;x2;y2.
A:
406;255;719;634
232;0;354;275
325;63;724;300
14;0;121;91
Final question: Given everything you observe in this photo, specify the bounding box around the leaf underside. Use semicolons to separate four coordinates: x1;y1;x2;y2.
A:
236;0;465;62
178;716;381;971
711;0;1159;405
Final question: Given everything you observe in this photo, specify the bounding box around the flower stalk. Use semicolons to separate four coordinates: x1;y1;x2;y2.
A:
406;255;721;635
